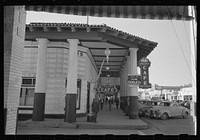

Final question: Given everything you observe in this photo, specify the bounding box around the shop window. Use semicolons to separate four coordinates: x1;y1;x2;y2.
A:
20;77;36;106
22;79;32;85
22;77;36;86
19;88;35;106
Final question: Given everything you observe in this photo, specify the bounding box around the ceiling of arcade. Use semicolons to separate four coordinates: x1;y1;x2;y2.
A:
25;23;158;76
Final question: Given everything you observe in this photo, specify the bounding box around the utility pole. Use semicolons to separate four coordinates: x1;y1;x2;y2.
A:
87;16;89;25
189;6;196;135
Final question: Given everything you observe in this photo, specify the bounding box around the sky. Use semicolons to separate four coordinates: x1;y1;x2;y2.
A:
25;11;194;86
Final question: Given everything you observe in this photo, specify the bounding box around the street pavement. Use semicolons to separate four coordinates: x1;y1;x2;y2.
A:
16;103;195;135
140;116;195;135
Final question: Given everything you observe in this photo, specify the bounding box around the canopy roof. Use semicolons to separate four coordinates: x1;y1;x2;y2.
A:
25;22;158;76
25;6;193;21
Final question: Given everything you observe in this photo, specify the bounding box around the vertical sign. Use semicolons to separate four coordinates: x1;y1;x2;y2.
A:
139;57;151;89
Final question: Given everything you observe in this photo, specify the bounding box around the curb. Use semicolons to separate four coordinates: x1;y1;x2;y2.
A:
76;122;147;130
17;120;78;129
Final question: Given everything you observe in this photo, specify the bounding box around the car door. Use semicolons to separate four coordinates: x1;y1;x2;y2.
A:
170;103;182;116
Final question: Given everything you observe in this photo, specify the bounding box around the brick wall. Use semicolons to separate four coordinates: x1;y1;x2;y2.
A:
4;6;26;134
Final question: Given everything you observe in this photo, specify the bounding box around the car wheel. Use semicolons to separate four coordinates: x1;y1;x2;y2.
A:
183;111;189;119
150;111;154;118
161;112;169;120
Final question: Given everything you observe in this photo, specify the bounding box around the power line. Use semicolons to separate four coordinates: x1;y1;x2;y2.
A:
182;21;196;69
165;7;196;85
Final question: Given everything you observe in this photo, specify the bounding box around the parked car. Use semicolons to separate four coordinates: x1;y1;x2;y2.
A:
148;101;190;120
180;100;191;109
138;100;162;117
138;102;152;117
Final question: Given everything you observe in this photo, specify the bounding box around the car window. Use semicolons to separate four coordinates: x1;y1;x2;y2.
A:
172;103;178;107
159;102;170;106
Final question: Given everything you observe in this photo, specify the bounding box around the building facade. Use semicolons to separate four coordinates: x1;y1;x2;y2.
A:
19;41;98;116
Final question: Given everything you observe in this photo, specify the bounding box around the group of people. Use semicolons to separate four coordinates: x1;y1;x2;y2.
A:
91;96;120;123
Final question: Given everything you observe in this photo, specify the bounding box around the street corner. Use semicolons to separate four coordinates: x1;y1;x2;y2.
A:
129;119;148;130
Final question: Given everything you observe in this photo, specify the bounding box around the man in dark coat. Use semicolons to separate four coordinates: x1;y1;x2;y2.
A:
92;98;100;123
115;98;119;109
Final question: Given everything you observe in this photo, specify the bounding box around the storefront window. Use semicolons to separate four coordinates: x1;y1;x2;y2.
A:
20;77;36;106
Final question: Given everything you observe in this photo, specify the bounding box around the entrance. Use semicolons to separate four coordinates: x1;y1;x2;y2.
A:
87;82;90;114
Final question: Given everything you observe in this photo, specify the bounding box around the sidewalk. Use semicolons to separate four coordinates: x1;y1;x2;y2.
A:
17;103;147;130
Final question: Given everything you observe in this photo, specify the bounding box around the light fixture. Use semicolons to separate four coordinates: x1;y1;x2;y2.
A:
107;75;110;77
106;67;110;70
104;47;111;64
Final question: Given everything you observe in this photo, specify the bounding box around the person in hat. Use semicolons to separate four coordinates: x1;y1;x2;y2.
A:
92;98;100;123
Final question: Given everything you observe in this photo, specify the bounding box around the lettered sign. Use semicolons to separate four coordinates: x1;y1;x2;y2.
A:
138;57;152;89
127;74;141;87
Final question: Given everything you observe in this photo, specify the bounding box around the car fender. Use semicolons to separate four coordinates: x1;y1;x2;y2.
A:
159;110;171;117
182;108;189;116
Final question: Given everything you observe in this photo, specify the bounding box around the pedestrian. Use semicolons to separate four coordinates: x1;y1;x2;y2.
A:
105;96;108;105
91;98;100;123
100;98;104;110
108;98;112;111
115;98;119;109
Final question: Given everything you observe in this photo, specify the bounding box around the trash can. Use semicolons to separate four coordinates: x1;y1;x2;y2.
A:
87;113;95;122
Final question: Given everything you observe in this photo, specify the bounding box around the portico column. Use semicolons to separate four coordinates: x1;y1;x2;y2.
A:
32;38;48;121
126;55;131;116
120;68;125;110
129;48;139;119
64;39;79;123
90;83;95;113
124;60;128;115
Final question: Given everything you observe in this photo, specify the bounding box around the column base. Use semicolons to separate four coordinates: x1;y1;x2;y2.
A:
120;97;126;112
64;94;76;123
129;96;139;119
32;93;45;121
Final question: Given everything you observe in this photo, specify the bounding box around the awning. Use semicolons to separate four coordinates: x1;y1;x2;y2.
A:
25;6;193;21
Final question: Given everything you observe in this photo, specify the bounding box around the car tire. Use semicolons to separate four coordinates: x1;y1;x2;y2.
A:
150;111;154;118
161;112;169;120
183;111;189;119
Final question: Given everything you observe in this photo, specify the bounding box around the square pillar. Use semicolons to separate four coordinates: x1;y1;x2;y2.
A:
90;83;95;113
32;38;49;121
64;39;79;123
129;48;139;119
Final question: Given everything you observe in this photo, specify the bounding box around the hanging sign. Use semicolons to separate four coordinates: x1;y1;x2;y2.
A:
97;85;118;95
138;57;152;89
127;74;141;87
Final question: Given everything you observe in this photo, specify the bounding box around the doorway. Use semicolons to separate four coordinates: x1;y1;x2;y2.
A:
87;82;90;114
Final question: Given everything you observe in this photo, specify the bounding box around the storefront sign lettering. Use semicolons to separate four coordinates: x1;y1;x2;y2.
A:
97;85;118;93
138;57;152;89
127;74;141;86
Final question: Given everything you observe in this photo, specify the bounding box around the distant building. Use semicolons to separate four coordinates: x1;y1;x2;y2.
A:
141;84;193;101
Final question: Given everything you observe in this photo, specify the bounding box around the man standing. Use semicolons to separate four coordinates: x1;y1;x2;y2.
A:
115;98;119;109
92;98;100;123
108;98;112;112
100;98;104;110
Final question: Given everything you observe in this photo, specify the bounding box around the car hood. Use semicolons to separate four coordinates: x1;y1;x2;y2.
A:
150;106;169;110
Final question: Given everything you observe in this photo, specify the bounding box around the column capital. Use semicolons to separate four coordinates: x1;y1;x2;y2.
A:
129;47;139;52
36;38;49;43
67;39;80;45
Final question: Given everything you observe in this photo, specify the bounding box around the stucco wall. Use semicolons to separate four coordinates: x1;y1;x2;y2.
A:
20;41;97;115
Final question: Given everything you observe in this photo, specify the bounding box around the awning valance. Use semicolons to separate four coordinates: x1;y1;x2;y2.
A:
25;6;193;21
